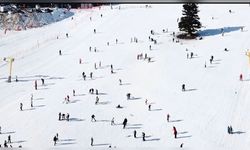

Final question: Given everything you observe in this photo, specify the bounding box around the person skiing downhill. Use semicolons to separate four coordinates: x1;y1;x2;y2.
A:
173;126;177;138
123;118;128;129
240;74;243;81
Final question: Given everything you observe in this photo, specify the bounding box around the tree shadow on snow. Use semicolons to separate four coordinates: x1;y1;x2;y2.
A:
70;100;81;104
185;89;197;92
129;97;142;100
177;135;192;139
22;108;35;111
69;118;85;122
12;140;26;144
150;108;162;111
121;83;131;86
34;104;46;108
98;101;111;105
34;98;44;101
198;26;243;37
145;138;160;141
169;119;183;123
93;143;110;146
1;131;15;134
59;139;76;142
232;131;245;134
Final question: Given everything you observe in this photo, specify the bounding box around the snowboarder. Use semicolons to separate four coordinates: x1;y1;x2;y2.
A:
134;130;137;138
35;80;37;90
167;114;170;122
240;74;243;81
59;112;61;121
91;114;96;122
59;50;62;55
126;93;131;100
20;103;23;111
123;118;128;129
73;89;75;96
119;79;122;85
142;132;146;141
111;117;115;125
148;104;151;111
7;135;11;143
91;137;94;146
182;84;185;91
173;126;177;138
41;78;44;85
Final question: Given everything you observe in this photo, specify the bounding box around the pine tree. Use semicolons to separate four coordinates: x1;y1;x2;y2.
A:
178;3;201;38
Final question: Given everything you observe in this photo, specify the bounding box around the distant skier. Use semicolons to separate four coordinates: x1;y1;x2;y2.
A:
116;39;118;44
167;114;170;122
95;89;98;95
35;80;37;90
66;33;69;38
20;103;23;111
190;52;194;58
182;84;185;91
205;61;207;68
59;112;62;121
126;93;131;100
0;126;1;134
89;46;92;52
240;74;243;81
91;114;96;122
66;113;70;121
94;29;96;34
119;79;122;85
31;98;33;108
145;99;148;105
148;104;151;111
95;96;99;105
59;50;62;55
53;135;57;146
90;72;93;79
73;89;75;96
4;140;7;147
111;117;115;125
41;78;45;85
180;143;184;148
99;61;101;67
134;130;137;138
142;132;146;141
123;118;128;129
173;126;177;138
79;58;82;64
7;135;11;143
91;137;94;146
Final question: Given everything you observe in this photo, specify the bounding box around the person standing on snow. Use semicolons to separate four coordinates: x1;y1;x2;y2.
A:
111;117;115;125
123;118;128;129
240;74;243;81
173;126;177;138
73;89;75;96
134;130;137;138
20;103;23;111
167;114;170;122
91;137;94;146
182;84;185;91
41;78;45;85
34;80;37;90
91;114;96;122
142;132;146;141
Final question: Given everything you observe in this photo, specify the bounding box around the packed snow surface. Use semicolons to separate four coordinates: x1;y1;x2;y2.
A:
0;4;250;150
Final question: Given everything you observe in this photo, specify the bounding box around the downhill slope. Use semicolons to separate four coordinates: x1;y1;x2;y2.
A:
0;4;250;150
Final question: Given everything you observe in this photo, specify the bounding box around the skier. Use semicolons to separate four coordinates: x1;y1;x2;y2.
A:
211;55;214;62
134;130;137;138
89;46;92;52
79;58;82;64
182;84;185;91
227;126;231;134
101;14;103;17
94;63;97;69
94;47;97;52
20;103;23;111
149;45;152;50
90;72;93;79
123;118;128;129
167;114;170;122
4;140;7;147
91;114;96;122
240;74;243;81
107;42;109;46
119;79;122;85
99;61;101;67
148;104;151;111
91;137;94;146
31;94;33;101
31;98;33;108
190;52;194;58
59;50;62;55
187;53;189;59
35;80;37;90
66;113;70;121
82;72;85;78
66;33;69;38
205;61;207;68
142;132;146;141
116;38;118;44
15;76;18;82
53;135;57;146
111;117;115;125
73;89;75;96
0;126;1;134
173;126;177;138
126;93;131;100
59;112;62;121
7;135;11;143
41;78;45;85
83;75;86;80
145;99;148;105
96;89;98;95
95;96;99;105
180;143;184;148
94;29;96;34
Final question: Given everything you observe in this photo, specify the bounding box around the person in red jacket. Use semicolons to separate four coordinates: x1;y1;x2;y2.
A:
240;74;243;81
